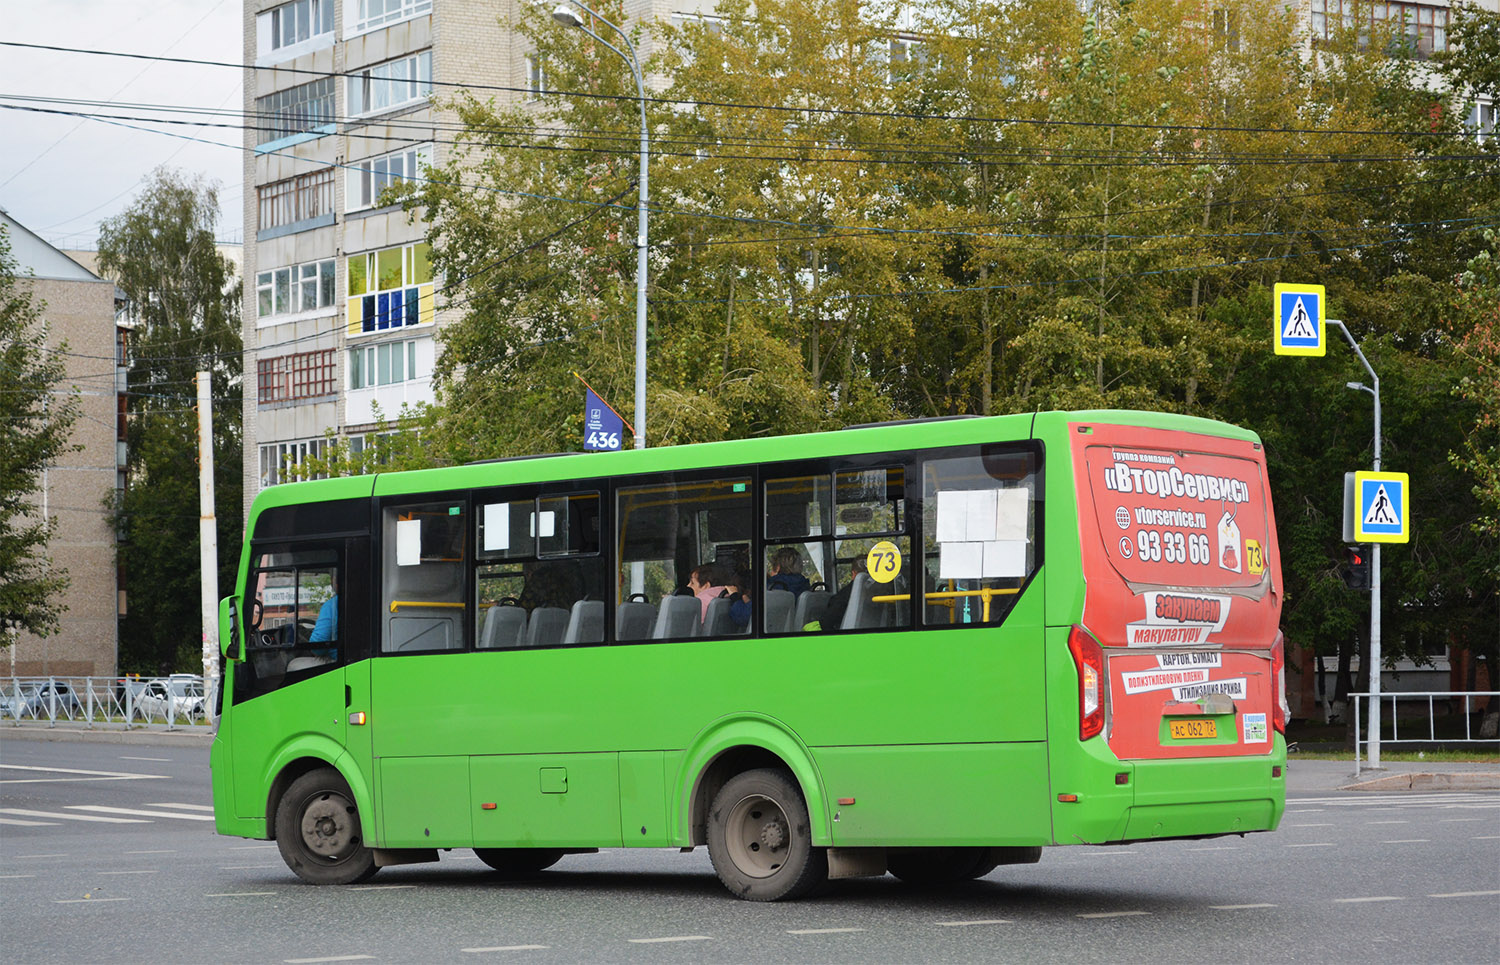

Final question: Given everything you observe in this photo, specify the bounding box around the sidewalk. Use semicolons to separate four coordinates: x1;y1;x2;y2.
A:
1;721;214;747
1285;756;1500;793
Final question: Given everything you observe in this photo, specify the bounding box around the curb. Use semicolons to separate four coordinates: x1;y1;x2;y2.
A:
1339;771;1500;792
1;725;215;747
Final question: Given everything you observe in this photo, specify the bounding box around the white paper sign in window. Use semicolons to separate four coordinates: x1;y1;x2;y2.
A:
482;503;510;551
396;518;421;566
529;510;556;539
936;488;1029;579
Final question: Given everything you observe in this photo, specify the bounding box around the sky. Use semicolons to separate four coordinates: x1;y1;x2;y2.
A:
0;0;245;252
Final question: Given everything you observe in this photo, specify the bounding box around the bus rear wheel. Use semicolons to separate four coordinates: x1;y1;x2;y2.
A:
888;847;992;885
473;848;564;874
274;767;378;885
707;768;827;901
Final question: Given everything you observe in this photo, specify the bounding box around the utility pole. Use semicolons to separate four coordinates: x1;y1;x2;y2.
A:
196;372;219;718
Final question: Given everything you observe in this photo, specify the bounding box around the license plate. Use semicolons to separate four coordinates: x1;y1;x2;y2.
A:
1170;719;1217;740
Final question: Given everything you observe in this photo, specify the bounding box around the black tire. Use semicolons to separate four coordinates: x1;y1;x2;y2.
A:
707;767;827;901
888;847;990;885
967;846;1043;879
472;848;564;874
274;767;378;885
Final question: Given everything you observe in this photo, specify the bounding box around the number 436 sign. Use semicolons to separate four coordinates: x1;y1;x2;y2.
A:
583;386;626;452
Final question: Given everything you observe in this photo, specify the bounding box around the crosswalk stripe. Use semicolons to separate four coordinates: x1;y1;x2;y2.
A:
0;817;60;827
67;805;214;822
0;808;148;824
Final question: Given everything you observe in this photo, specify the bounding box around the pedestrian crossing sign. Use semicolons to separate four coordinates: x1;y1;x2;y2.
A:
1273;283;1325;356
1353;471;1409;543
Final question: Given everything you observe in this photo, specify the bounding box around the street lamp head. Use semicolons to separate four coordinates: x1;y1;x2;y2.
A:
551;5;583;28
1347;381;1368;392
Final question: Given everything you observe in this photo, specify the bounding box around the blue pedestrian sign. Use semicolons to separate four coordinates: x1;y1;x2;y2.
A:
1273;283;1325;356
1353;471;1409;543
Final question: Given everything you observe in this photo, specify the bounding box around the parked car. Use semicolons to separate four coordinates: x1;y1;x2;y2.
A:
136;678;205;721
1;681;84;719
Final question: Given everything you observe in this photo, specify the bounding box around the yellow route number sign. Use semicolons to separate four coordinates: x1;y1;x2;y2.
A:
866;541;902;584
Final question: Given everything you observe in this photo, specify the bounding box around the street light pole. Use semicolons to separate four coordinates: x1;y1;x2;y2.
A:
552;1;649;450
1331;319;1383;771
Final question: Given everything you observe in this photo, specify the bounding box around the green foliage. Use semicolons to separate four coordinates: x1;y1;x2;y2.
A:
98;169;243;674
404;0;1496;670
0;226;81;639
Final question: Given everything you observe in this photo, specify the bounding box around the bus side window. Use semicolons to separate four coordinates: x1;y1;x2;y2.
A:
921;448;1040;628
383;500;468;653
475;491;605;649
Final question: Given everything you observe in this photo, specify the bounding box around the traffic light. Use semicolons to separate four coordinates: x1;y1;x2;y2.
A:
1342;545;1370;591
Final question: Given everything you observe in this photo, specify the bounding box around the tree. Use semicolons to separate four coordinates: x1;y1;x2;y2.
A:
97;169;242;674
0;226;80;640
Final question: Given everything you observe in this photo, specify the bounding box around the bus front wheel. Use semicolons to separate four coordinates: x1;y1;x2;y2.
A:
274;767;378;885
473;848;564;874
707;768;827;901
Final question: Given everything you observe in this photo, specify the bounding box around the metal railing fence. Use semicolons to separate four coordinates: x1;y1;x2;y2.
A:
1352;690;1499;771
0;676;219;731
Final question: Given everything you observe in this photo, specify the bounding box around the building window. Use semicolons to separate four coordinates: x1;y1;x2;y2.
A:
349;339;420;390
1310;0;1449;58
347;51;432;117
257;0;334;58
260;437;329;487
351;0;431;34
347;145;432;212
525;55;547;98
258;349;338;404
257;258;336;320
1469;98;1496;143
346;242;434;335
258;168;336;231
255;78;336;145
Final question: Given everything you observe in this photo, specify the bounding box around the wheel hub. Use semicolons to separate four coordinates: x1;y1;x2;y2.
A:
759;820;786;851
300;791;355;858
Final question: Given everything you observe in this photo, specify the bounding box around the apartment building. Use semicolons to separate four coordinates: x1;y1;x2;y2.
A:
241;0;1494;512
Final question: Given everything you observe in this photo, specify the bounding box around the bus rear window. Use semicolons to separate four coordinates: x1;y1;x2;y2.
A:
1081;443;1270;591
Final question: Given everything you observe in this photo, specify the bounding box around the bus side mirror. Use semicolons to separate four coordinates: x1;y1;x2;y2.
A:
221;597;242;661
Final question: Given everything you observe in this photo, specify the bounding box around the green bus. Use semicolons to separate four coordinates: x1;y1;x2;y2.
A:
211;409;1288;901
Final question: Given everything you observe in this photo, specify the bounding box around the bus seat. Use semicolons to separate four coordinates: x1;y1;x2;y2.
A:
478;605;527;649
285;655;331;672
763;589;795;634
702;597;738;637
793;589;830;631
525;606;570;647
562;600;605;645
616;601;656;642
653;595;700;639
841;573;885;629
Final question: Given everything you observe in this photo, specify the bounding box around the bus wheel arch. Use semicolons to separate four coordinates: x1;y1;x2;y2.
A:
678;718;830;849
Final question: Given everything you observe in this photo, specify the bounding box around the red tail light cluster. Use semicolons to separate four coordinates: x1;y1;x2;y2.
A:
1270;630;1289;735
1067;625;1106;740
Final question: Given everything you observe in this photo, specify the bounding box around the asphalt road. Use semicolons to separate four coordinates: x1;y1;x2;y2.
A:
2;736;1496;964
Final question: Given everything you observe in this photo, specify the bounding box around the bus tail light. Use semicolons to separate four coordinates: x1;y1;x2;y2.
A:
1067;625;1106;740
1271;631;1289;736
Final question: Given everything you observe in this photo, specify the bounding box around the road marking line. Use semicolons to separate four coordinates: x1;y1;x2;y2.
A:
146;802;214;811
1082;850;1139;855
938;919;1010;927
627;936;713;944
220;864;284;870
1185;846;1239;852
1209;904;1277;910
1430;890;1500;899
349;884;417;891
1288;823;1335;827
17;853;66;858
1286;809;1324;813
0;817;59;826
98;870;157;876
0;808;147;824
788;928;864;934
1380;839;1430;844
66;805;214;821
1335;896;1403;903
1284;843;1335;848
0;764;168;784
284;957;375;963
1366;821;1408;825
462;946;549;953
120;756;170;762
0;875;37;879
206;892;277;897
226;844;277;850
1078;911;1150;919
124;850;176;855
1439;818;1484;823
1473;835;1500;840
55;897;129;903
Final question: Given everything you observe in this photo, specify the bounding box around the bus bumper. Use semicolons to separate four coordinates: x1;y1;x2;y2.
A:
1118;739;1286;841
